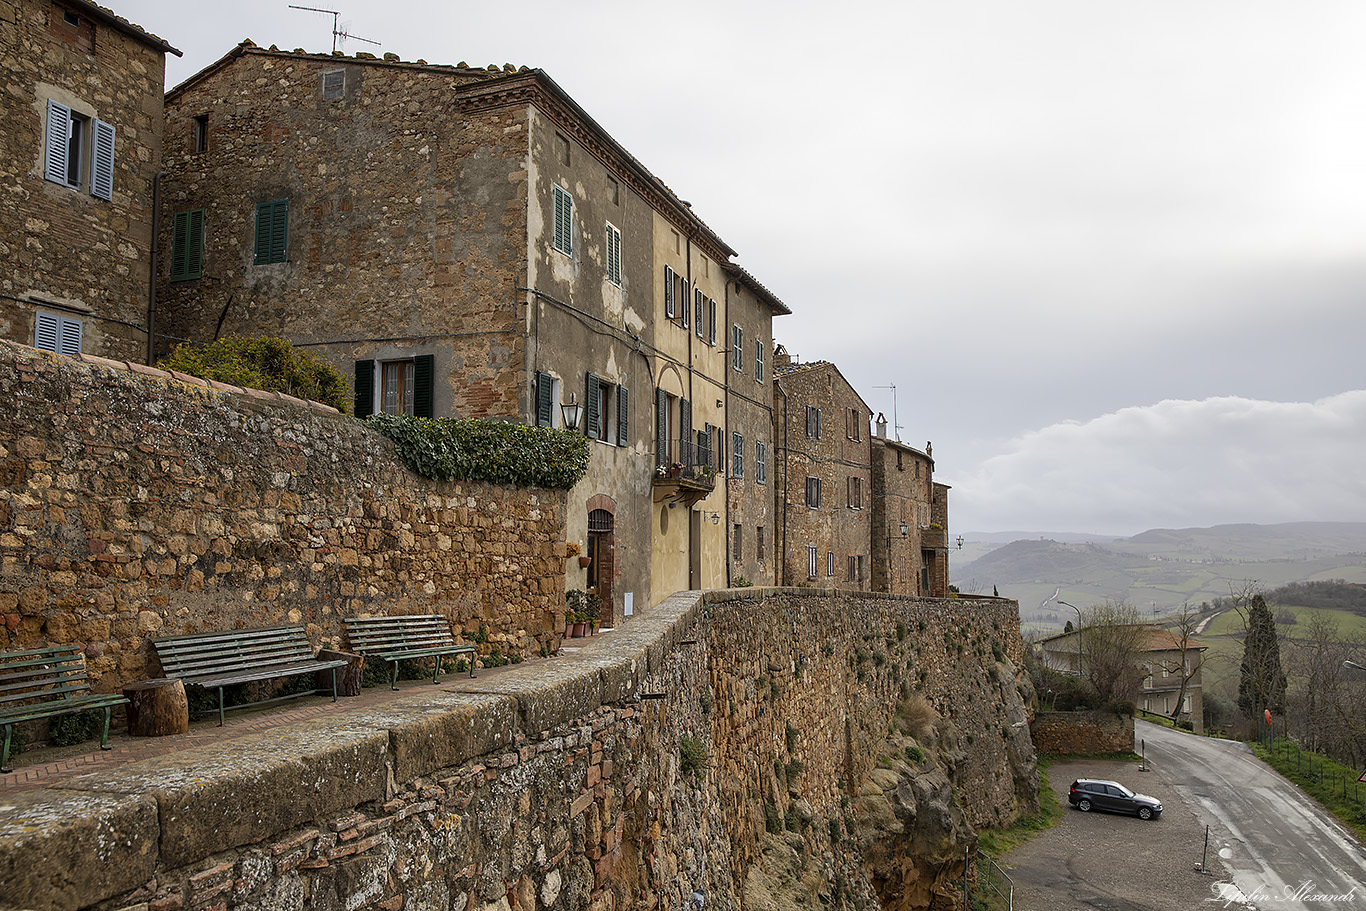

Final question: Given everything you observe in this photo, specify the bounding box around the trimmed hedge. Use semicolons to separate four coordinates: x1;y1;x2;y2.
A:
158;335;349;412
367;414;589;489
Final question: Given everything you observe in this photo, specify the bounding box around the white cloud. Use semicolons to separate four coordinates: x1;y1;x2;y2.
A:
949;391;1366;534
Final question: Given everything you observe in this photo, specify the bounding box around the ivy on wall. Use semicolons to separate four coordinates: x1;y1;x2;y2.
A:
367;414;590;489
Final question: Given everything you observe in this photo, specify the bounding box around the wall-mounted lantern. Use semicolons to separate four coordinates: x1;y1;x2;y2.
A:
560;394;583;432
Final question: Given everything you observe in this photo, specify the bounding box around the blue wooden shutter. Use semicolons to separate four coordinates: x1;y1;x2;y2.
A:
44;100;72;186
655;386;668;468
536;371;553;426
354;360;374;417
412;354;434;418
585;373;601;439
679;398;692;466
616;384;629;446
91;119;115;200
664;266;675;319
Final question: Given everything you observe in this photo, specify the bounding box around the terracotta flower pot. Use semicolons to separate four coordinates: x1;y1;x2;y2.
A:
572;622;587;638
578;556;592;568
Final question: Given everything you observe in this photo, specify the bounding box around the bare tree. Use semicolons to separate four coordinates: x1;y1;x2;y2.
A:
1151;602;1203;726
1081;601;1147;707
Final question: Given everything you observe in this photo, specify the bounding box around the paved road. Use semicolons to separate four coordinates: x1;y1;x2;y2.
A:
1141;719;1366;910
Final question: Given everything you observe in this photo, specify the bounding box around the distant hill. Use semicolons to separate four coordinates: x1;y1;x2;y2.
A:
951;522;1366;632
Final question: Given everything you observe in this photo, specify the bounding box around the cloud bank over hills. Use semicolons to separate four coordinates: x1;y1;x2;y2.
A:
950;390;1366;535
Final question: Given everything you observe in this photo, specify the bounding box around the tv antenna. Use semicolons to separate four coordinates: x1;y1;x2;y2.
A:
288;5;380;54
872;384;902;441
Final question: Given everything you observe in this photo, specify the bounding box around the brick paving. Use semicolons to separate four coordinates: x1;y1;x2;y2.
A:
0;633;608;796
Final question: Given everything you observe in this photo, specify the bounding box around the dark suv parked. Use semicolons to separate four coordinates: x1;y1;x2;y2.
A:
1068;778;1163;820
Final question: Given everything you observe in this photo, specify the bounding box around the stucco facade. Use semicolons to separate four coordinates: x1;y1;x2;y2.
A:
0;0;177;364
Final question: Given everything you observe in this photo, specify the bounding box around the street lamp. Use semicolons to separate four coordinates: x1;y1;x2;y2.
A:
1343;660;1366;674
1058;599;1084;676
560;394;583;432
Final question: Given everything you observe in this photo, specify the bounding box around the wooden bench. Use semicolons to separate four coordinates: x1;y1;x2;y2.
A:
1;645;130;772
344;615;475;690
152;625;349;726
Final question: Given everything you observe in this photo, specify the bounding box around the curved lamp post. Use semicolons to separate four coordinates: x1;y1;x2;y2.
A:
1058;599;1084;676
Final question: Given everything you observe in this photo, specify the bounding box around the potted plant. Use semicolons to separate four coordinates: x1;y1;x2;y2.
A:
583;591;602;634
566;590;591;637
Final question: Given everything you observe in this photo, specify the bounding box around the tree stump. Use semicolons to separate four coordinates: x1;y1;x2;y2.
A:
122;677;189;737
317;649;364;697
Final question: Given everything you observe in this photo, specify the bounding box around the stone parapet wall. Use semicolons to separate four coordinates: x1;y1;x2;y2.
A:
0;340;568;690
1030;711;1135;755
0;588;1036;911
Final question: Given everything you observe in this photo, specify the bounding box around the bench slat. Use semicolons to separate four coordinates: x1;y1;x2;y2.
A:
0;646;128;772
343;615;475;687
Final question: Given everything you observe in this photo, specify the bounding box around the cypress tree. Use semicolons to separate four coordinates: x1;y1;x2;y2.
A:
1237;594;1286;716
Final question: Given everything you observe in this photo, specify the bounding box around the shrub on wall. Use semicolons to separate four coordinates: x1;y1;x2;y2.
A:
367;414;590;489
158;336;349;412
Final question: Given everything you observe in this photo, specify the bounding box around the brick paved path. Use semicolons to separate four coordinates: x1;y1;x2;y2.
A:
0;636;604;795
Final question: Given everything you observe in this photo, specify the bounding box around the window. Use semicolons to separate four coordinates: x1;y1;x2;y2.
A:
254;200;289;264
605;222;622;285
44;100;114;200
681;282;689;330
698;422;715;472
707;299;716;345
848;556;857;583
193;114;209;153
552;185;573;255
733;524;742;561
755;339;764;383
731;324;743;371
664;266;675;319
757;526;765;562
827;551;835;577
847;408;863;441
171;209;205;282
805;406;822;439
585;373;627;444
322;70;344;99
805;477;821;509
694;290;704;339
755;441;766;484
34;313;82;357
807;545;818;579
607;176;619;206
353;356;434;418
847;476;864;509
732;431;744;478
857;555;866;584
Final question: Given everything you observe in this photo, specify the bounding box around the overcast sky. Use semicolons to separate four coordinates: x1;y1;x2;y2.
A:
116;0;1366;537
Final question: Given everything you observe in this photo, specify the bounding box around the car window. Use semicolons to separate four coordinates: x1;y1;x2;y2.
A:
1112;784;1134;798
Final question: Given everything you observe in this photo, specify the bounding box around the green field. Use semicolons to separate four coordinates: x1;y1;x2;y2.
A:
1192;604;1366;697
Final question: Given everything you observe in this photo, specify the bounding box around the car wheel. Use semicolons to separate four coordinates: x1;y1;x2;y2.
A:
1077;798;1092;812
1138;807;1153;820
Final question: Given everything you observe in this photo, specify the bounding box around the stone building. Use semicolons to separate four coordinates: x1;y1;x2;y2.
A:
0;0;178;363
772;351;874;589
869;420;948;596
155;42;788;620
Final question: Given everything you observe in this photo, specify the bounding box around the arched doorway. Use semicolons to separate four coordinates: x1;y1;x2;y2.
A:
587;507;615;626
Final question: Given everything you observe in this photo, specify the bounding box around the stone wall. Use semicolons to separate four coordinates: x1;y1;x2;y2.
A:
0;340;568;690
0;588;1037;911
1029;711;1135;755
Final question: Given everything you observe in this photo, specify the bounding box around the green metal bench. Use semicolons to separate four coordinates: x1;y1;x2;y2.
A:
152;625;349;726
1;645;130;772
344;615;475;690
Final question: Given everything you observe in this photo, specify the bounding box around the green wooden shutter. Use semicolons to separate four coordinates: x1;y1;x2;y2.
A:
655;386;668;468
616;384;629;446
664;266;674;318
412;354;434;418
536;371;553;426
354;360;374;418
255;200;288;264
171;210;204;281
585;373;601;439
679;398;692;467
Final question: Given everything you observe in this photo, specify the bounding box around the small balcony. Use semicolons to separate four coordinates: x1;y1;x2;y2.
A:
921;525;948;550
653;439;717;505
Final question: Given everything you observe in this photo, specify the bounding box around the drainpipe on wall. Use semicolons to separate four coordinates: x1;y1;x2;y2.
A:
146;172;162;365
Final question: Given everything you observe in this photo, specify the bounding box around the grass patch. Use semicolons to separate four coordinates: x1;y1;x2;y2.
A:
977;759;1065;857
1251;738;1366;843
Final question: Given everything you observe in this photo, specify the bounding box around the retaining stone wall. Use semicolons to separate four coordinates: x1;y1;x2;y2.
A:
1030;711;1135;755
0;340;568;692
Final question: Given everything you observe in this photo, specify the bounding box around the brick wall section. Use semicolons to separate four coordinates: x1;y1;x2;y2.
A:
0;339;568;689
1030;711;1135;754
0;589;1035;911
0;0;170;361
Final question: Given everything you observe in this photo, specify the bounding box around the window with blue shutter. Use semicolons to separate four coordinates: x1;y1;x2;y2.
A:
732;324;743;371
254;200;289;264
90;119;114;201
605;222;622;285
664;265;675;319
171;209;205;282
34;313;82;357
552;185;573;255
732;431;744;478
44;100;73;187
